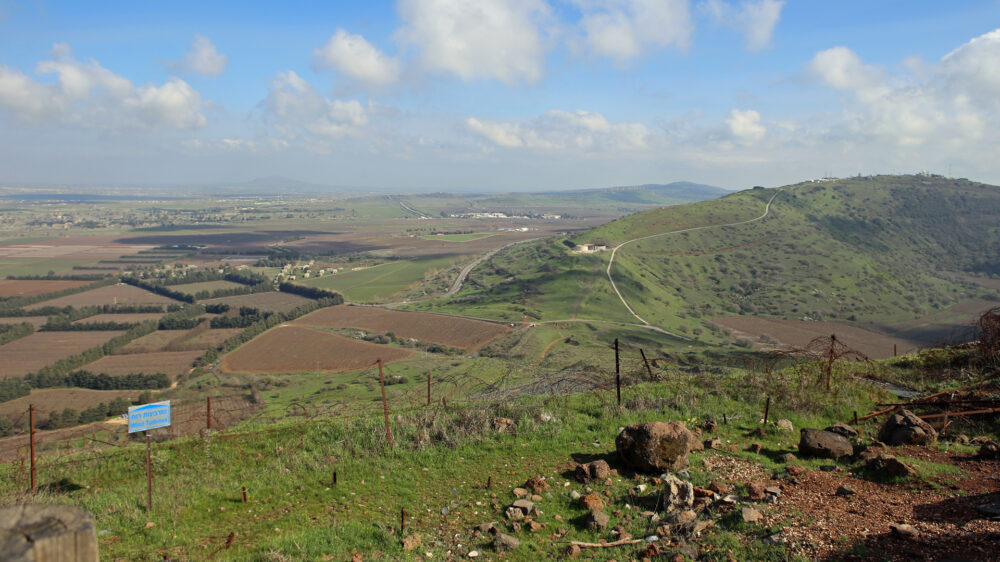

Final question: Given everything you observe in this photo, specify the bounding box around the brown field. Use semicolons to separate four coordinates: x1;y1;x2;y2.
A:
0;388;140;424
115;327;242;354
220;325;412;374
72;313;163;325
0;238;154;259
0;279;91;298
202;291;312;313
81;350;202;377
713;317;919;359
171;280;244;295
0;316;48;329
25;284;177;309
295;305;509;350
0;331;125;378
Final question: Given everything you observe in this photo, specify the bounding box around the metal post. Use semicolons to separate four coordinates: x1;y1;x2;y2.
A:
29;404;35;493
145;432;153;511
241;486;247;503
826;334;836;391
852;411;858;426
427;372;431;406
377;359;392;445
401;508;406;535
893;343;897;357
206;396;212;430
614;338;621;406
763;396;771;426
332;470;337;485
640;348;654;381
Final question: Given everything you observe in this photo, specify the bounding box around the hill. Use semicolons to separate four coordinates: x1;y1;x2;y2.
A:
409;175;1000;347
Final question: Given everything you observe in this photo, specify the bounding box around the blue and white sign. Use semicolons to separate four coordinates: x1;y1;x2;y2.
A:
128;401;171;433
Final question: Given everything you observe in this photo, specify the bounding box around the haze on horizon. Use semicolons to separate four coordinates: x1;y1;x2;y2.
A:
1;1;1000;192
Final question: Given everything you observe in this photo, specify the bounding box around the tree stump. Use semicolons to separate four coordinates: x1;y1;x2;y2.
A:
0;504;98;562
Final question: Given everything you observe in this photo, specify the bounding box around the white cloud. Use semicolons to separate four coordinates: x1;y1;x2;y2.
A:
396;0;549;85
700;0;783;51
575;0;692;63
807;46;885;95
264;70;368;140
0;44;206;130
464;109;649;152
313;29;402;89
172;35;228;77
726;108;765;142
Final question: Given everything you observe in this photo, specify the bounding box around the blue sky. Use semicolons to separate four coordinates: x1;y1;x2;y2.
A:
1;1;999;191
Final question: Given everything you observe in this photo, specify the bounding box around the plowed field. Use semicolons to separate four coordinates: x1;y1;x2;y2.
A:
0;331;125;378
81;350;203;377
115;327;242;354
72;313;163;325
294;306;508;350
0;388;140;424
25;284;177;309
202;292;312;313
0;279;91;298
712;317;917;359
220;325;411;374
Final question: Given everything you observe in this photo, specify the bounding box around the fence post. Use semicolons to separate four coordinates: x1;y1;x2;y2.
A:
145;432;153;511
614;338;621;407
639;348;654;381
427;372;431;406
826;334;837;392
206;396;212;430
29;404;35;493
377;358;392;445
763;396;771;426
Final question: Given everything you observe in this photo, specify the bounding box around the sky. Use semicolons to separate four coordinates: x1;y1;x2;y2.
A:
1;1;1000;192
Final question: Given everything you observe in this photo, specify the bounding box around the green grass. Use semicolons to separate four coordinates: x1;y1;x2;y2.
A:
294;256;463;303
0;258;100;277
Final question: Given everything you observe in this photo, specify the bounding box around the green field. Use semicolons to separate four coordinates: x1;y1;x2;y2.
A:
0;258;101;278
294;256;463;303
171;280;245;295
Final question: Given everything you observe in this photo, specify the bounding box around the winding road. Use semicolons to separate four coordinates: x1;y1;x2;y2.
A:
605;189;782;331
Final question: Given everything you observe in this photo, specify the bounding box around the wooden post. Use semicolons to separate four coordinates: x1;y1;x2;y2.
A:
332;471;337;485
826;334;837;392
614;338;621;406
377;358;392;445
241;486;247;503
206;396;212;430
639;348;654;381
400;508;407;535
763;396;771;426
29;404;35;493
145;432;153;511
427;372;431;406
893;343;897;357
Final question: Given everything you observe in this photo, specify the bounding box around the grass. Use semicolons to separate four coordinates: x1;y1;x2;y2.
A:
294;256;463;303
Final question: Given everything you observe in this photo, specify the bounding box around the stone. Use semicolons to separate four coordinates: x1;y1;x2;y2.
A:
749;442;763;454
786;465;805;477
824;422;858;438
855;446;883;463
615;421;700;473
569;490;581;500
0;504;98;562
504;507;523;521
662;474;694;509
586;510;610;531
579;493;605;511
779;453;797;463
704;437;724;450
492;533;520;552
475;523;496;534
954;434;970;444
776;419;794;432
530;494;542;502
820;465;837;472
741;507;762;523
976;502;1000;520
564;544;582;558
708;480;731;495
692;520;715;534
693;486;714;498
511;499;535;516
978;440;999;459
722;495;739;504
527;520;544;533
890;523;919;538
672;510;697;526
655;525;671;537
866;455;916;478
491;417;515;432
701;419;718;432
878;409;937;446
748;483;766;501
799;428;853;459
764;486;781;497
575;459;612;482
402;534;422;552
836;485;856;496
512;488;528;498
468;550;480;558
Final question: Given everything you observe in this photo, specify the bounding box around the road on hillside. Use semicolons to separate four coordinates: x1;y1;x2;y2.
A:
605;189;783;332
442;238;541;297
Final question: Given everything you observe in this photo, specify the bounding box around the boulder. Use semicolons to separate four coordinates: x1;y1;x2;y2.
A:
824;422;858;439
524;476;548;494
579;493;605;512
585;510;610;531
492;533;520;552
877;409;937;446
978;440;999;459
776;419;794;432
866;455;916;478
799;428;853;459
0;505;98;562
615;422;699;472
575;459;612;482
741;507;762;523
662;474;694;510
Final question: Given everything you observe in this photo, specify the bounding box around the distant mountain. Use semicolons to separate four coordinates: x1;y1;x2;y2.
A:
545;181;730;203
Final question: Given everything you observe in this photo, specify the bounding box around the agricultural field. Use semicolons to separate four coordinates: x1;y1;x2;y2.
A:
0;316;48;329
80;350;203;377
72;313;164;325
170;280;245;295
295;256;461;303
712;317;918;359
294;305;509;351
0;388;140;424
114;326;242;354
220;325;412;374
419;232;496;242
0;279;91;298
0;331;125;378
202;291;312;313
25;284;177;309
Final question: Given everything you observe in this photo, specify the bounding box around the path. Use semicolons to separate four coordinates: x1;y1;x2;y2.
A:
605;189;782;330
387;195;431;219
442;238;541;298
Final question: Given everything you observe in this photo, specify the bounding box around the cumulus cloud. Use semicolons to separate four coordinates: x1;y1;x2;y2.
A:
464;109;649;152
575;0;693;63
264;70;368;140
171;35;228;77
726;108;765;142
700;0;783;51
313;29;402;89
396;0;549;85
0;43;206;130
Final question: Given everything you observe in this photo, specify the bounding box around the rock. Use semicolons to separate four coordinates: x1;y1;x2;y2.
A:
563;544;582;558
704;437;724;450
662;474;694;509
0;504;98;562
799;428;853;459
511;499;535;516
655;524;671;537
890;523;919;538
764;486;781;497
971;435;992;444
749;442;763;454
491;417;515;432
475;523;496;534
866;455;916;478
504;507;523;521
492;533;520;552
693;486;714;498
748;483;766;501
763;532;785;544
855;446;883;463
776;419;794;432
615;421;700;473
527;520;544;533
786;465;805;477
824;422;858;438
525;476;547;494
586;510;610;531
569;490;581;500
722;494;739;504
672;510;697;526
836;485;856;496
976;502;1000;520
512;487;528;498
468;550;480;558
402;534;422;551
692;520;715;534
878;409;937;446
741;507;762;523
530;494;543;502
978;440;999;459
820;465;837;472
955;434;970;444
779;453;797;463
635;483;647;494
575;459;612;482
579;493;605;511
701;418;718;432
708;480;731;495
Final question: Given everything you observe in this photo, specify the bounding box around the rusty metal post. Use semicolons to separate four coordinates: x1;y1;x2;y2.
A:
640;348;654;381
401;508;406;535
893;343;897;357
427;372;431;406
377;358;392;445
241;486;247;503
826;334;837;391
29;404;35;493
145;432;153;511
206;396;212;430
332;470;337;485
763;396;771;426
614;338;621;406
487;476;492;489
852;411;858;426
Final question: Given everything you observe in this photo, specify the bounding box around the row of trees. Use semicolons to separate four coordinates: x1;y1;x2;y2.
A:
278;282;344;301
23;321;158;388
0;322;33;345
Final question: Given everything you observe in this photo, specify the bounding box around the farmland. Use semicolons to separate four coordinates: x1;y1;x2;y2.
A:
0;279;91;298
202;291;312;313
0;388;140;424
0;316;48;329
712;316;918;359
294;305;509;351
295;256;461;303
171;280;245;295
25;284;177;309
114;326;242;354
72;313;164;325
0;331;125;378
220;325;412;374
80;350;202;377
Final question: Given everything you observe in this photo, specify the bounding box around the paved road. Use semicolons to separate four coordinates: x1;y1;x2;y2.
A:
605;189;783;333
